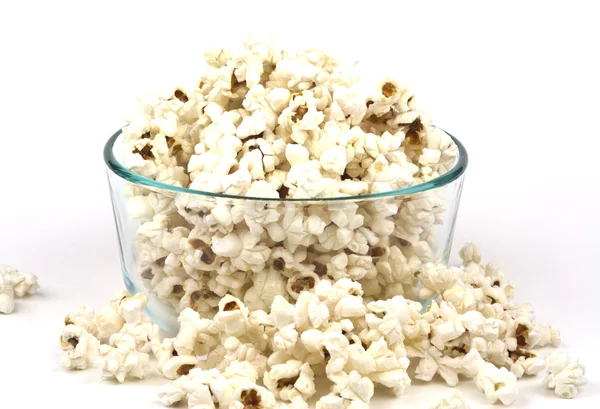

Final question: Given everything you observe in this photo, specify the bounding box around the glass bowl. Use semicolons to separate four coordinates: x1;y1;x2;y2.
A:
104;128;468;333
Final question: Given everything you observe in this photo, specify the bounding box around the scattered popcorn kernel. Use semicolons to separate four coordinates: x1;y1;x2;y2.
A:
60;324;100;370
0;265;40;314
543;351;587;399
430;391;469;409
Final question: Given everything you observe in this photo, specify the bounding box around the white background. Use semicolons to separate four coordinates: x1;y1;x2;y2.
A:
0;1;598;408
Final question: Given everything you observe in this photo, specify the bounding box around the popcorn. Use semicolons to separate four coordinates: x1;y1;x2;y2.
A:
429;309;465;350
460;311;499;341
294;291;329;331
97;343;150;382
0;264;18;276
430;391;469;409
315;278;363;313
60;324;100;370
213;234;244;258
414;339;483;387
459;243;480;264
286;272;320;299
116;320;160;354
322;331;351;375
189;383;220;409
275;396;308;409
333;87;367;126
285;144;310;166
109;290;132;310
12;271;39;297
263;360;316;401
213;295;250;337
93;38;590;408
158;367;221;406
509;351;545;378
263;87;291;114
543;351;587;399
442;285;476;314
418;263;463;299
316;394;347;409
60;290;161;379
65;306;98;335
59;240;584;407
158;381;189;407
0;265;40;314
154;337;200;380
95;304;125;340
363;339;411;396
245;268;287;311
0;267;21;290
333;295;366;320
117;38;467;322
211;362;261;407
108;292;150;334
0;281;15;314
475;360;519;406
320;146;347;175
330;371;374;404
272;325;299;352
230;384;277;409
237;111;268;139
532;323;561;348
222;337;268;376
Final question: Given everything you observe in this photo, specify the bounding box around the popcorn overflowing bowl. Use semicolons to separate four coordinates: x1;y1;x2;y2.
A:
72;42;586;406
104;127;468;333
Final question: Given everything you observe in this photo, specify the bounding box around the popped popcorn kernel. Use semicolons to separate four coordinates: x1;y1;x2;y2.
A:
0;265;40;314
543;351;587;399
430;391;469;409
60;324;100;370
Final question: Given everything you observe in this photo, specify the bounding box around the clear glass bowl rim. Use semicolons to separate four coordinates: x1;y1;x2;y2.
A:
104;127;468;202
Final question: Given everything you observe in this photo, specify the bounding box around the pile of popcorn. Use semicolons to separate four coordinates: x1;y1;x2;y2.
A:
59;244;587;408
116;38;459;318
0;265;39;314
86;39;588;407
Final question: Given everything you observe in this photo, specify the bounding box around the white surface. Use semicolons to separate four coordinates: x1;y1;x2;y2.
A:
0;1;599;408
